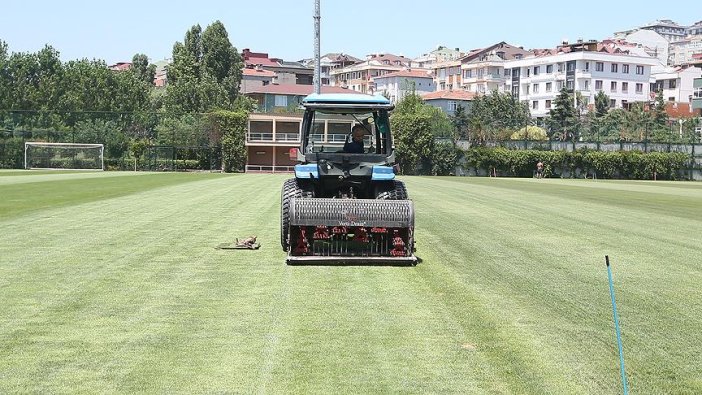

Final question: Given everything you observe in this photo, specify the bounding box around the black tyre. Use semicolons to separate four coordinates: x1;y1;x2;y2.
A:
280;178;314;251
374;180;408;200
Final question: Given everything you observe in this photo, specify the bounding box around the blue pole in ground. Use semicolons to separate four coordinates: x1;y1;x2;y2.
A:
606;255;629;394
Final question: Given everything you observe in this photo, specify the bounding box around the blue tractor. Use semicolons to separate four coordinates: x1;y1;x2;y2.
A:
280;93;416;265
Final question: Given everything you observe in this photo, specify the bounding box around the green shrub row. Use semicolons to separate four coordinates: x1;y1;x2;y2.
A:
462;147;691;180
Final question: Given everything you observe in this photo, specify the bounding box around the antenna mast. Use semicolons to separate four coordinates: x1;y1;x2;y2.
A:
313;0;321;94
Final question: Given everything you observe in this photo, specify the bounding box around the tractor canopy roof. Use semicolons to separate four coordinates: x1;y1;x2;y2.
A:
302;93;394;113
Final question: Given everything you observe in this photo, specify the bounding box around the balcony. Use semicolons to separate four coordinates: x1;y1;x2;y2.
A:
247;132;301;144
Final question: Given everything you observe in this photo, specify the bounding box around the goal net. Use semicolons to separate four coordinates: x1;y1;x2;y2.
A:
24;142;104;170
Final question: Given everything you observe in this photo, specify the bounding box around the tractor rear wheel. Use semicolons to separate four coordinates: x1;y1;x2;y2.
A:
280;178;314;251
374;180;408;200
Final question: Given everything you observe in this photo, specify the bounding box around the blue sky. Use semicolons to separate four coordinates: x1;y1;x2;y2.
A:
1;0;700;64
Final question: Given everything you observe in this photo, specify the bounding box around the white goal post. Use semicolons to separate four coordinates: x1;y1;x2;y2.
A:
24;142;104;170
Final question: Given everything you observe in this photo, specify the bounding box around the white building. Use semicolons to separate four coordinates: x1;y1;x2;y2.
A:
504;41;661;118
611;30;669;65
651;65;702;103
411;46;463;69
372;69;435;103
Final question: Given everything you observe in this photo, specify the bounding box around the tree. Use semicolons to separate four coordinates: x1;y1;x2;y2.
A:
164;21;243;114
391;92;436;174
431;140;461;176
510;125;548;141
451;104;469;142
131;53;156;85
652;89;668;127
467;91;530;144
547;88;577;141
595;90;610;118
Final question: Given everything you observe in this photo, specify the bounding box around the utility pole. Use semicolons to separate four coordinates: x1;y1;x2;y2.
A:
313;0;321;94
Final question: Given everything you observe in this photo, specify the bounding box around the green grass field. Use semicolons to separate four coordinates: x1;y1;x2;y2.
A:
1;171;701;394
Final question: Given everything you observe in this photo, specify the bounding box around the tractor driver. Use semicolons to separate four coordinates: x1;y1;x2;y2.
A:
343;124;366;153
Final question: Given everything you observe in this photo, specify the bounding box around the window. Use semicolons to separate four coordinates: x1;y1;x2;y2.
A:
274;95;288;107
533;66;540;75
636;83;643;93
622;64;629;74
557;81;564;90
694;87;702;98
596;62;604;72
448;101;458;112
533;83;539;93
636;65;644;75
566;80;574;90
504;68;511;77
668;97;675;102
669;79;677;89
567;62;575;72
584;80;590;90
611;64;618;72
622;82;628;93
526;68;530;77
525;85;530;95
621;100;628;109
545;100;552;109
611;81;617;92
546;82;552;92
610;99;616;108
532;100;539;110
595;80;603;91
546;64;553;73
585;62;590;71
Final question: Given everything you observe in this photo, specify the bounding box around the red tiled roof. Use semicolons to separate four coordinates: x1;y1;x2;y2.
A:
373;69;433;79
243;68;276;77
422;90;476;101
246;84;357;95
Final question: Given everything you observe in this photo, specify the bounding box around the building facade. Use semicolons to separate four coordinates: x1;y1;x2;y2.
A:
651;66;702;103
240;67;276;94
692;77;702;113
300;53;361;85
505;42;660;118
669;35;702;66
372;70;435;103
422;90;475;116
412;46;463;69
329;53;413;94
242;49;313;85
458;42;530;94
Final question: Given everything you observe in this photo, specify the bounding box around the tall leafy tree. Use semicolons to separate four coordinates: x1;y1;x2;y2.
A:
547;87;577;141
391;92;436;174
467;91;530;144
165;21;242;114
652;89;668;127
131;53;156;85
594;90;610;118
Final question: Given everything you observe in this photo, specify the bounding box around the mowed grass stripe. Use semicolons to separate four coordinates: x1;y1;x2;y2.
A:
405;176;702;393
0;174;285;392
0;171;225;219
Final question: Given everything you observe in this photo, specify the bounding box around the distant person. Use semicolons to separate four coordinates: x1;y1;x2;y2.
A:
536;160;544;179
343;124;366;153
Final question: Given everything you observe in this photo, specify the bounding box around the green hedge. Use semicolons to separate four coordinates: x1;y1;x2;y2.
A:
463;147;691;180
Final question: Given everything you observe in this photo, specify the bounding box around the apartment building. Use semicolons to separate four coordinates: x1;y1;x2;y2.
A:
460;42;531;94
372;69;434;103
431;60;462;91
242;49;313;85
299;53;361;85
651;66;702;103
505;41;660;118
692;77;702;114
669;35;702;66
412;46;463;68
619;19;688;43
329;53;413;94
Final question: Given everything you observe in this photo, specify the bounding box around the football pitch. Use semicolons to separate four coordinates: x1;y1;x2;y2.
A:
1;171;700;393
